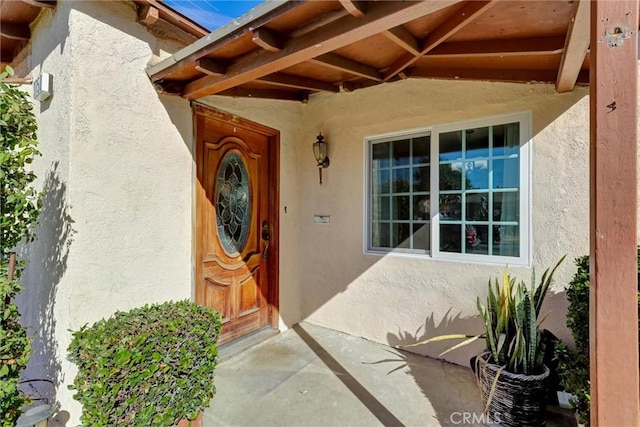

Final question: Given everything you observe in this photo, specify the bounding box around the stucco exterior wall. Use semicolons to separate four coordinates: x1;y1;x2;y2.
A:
15;2;197;424
202;79;591;368
296;80;590;366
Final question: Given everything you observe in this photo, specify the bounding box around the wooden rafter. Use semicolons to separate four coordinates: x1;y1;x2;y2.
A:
218;87;308;102
181;0;460;99
252;28;284;53
148;1;304;82
195;58;226;76
258;73;339;92
137;4;159;25
309;53;382;81
289;9;350;38
19;0;55;8
383;0;497;81
0;23;30;40
339;0;365;18
383;26;420;57
428;36;566;58
556;0;590;92
407;67;589;84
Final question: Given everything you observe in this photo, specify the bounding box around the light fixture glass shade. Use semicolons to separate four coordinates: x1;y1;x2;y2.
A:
313;141;327;163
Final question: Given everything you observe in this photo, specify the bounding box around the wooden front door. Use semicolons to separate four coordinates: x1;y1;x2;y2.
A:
195;104;279;345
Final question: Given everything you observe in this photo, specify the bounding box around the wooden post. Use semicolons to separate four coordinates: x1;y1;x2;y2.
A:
7;252;16;281
590;1;640;426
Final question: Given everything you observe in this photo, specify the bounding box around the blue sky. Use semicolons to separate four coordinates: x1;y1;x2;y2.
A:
163;0;264;31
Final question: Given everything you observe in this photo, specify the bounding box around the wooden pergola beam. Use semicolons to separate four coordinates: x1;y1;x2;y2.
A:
556;0;590;92
195;58;226;76
19;0;55;8
217;87;308;102
383;26;421;57
339;0;365;18
589;1;640;426
258;73;339;93
252;28;284;53
309;53;382;82
428;36;565;58
383;0;497;81
407;67;588;84
137;4;159;26
0;23;30;41
182;0;460;99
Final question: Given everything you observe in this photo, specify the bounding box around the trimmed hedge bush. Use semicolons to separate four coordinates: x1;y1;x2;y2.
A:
68;300;222;426
555;250;640;426
0;278;32;427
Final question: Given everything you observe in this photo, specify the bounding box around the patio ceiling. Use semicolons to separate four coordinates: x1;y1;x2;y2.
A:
0;0;56;71
148;0;600;102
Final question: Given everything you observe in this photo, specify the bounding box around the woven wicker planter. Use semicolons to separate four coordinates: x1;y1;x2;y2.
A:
476;353;550;427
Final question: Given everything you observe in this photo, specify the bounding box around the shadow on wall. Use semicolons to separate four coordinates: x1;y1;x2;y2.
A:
17;162;75;426
378;289;571;425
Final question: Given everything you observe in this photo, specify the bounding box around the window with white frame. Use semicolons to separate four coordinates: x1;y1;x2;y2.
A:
366;112;530;265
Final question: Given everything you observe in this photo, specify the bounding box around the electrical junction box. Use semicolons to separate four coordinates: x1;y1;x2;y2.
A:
313;215;330;224
33;73;53;101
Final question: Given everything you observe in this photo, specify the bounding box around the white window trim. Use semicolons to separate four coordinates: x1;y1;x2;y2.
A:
363;111;532;266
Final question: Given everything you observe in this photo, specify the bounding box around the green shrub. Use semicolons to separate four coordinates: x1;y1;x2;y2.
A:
1;66;42;278
555;250;640;426
68;300;222;426
1;65;40;425
0;278;32;427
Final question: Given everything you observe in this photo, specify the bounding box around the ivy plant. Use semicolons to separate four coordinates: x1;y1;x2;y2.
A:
1;65;42;278
0;66;41;425
68;300;222;426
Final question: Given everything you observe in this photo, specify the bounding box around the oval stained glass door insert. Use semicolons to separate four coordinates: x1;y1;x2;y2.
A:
215;151;251;254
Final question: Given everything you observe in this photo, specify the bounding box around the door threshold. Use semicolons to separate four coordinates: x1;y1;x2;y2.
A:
218;327;279;362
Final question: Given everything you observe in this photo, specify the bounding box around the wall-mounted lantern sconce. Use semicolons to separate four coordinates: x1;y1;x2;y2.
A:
313;133;330;185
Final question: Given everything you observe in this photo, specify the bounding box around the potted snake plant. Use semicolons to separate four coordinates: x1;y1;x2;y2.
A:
402;256;565;427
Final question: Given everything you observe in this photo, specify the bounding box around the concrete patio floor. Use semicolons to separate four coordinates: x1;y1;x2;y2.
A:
204;322;575;427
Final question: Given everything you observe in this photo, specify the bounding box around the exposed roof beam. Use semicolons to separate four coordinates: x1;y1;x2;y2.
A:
148;1;305;82
0;23;30;41
289;9;349;38
195;58;226;76
252;28;284;52
137;4;159;25
383;0;497;81
309;53;382;81
428;36;566;58
182;0;460;99
556;0;590;93
218;87;308;102
339;0;365;18
383;26;421;57
258;73;339;92
408;67;590;85
19;0;56;9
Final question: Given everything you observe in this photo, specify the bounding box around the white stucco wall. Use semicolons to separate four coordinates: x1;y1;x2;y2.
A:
202;79;591;368
15;2;197;424
296;81;590;366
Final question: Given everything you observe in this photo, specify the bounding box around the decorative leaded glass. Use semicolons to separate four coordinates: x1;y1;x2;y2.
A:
216;151;250;254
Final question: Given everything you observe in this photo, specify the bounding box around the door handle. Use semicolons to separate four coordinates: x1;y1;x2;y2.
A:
262;220;270;259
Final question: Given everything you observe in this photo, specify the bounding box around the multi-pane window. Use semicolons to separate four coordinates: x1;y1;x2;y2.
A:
367;112;530;264
370;133;431;252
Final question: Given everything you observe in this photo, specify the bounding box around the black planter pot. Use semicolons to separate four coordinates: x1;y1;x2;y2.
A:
476;353;550;427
